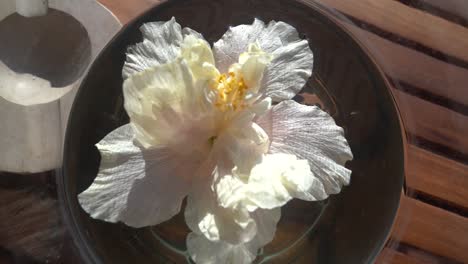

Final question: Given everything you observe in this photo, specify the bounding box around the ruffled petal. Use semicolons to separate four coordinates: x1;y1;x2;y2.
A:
185;181;256;244
213;168;281;250
217;121;269;178
215;152;322;212
249;208;281;247
213;19;272;72
245;153;323;210
256;100;353;197
78;124;193;228
123;58;216;150
186;232;257;264
215;174;246;209
122;17;204;79
237;43;272;93
180;35;217;81
186;208;280;264
214;19;313;102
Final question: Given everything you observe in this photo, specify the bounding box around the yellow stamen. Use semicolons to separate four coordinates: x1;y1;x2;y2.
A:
211;71;248;112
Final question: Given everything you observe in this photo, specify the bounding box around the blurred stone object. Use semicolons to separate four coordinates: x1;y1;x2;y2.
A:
0;0;121;173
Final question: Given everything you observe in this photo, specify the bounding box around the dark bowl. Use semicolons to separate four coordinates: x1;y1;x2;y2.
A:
57;0;405;263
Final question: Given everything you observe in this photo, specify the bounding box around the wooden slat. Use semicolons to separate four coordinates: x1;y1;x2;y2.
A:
392;196;468;263
341;22;468;106
314;0;468;64
407;144;468;208
98;0;158;24
394;88;467;154
392;89;468;155
375;248;427;264
420;0;468;23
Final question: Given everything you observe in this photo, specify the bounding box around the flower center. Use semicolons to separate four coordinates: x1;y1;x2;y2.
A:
211;71;248;112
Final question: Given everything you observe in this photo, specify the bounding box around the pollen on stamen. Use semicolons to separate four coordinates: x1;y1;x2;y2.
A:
211;71;249;112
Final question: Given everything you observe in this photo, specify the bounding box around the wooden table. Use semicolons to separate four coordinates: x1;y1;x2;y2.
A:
96;0;468;263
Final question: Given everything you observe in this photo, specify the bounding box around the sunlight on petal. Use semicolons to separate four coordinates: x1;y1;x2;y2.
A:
187;232;257;264
249;208;281;247
214;19;313;102
185;181;257;244
78;124;194;228
181;35;217;81
123;17;204;79
256;100;353;197
123;59;215;150
238;43;273;93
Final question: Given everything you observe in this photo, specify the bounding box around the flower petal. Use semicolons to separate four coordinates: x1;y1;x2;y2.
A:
213;170;281;249
238;43;273;93
245;153;320;210
217;121;269;178
256;100;353;197
213;19;313;102
78;124;193;228
186;232;257;264
122;17;204;79
180;35;217;81
186;208;279;264
215;174;246;209
249;208;281;247
185;180;256;244
123;58;215;149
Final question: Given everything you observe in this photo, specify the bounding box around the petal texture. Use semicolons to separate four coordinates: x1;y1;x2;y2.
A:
123;58;216;150
215;152;324;211
245;153;323;209
249;208;281;247
186;208;280;264
217;121;269;179
78;124;194;228
214;19;313;102
237;43;272;93
122;17;204;79
256;100;353;197
180;35;217;81
184;182;256;244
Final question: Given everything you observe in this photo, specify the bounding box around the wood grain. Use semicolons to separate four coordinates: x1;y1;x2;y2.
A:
342;22;468;108
407;144;468;208
324;10;468;205
419;0;468;23
0;189;63;262
392;196;468;263
392;89;468;155
314;0;468;65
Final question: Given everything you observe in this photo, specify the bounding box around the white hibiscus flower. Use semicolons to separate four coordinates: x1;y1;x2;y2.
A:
78;17;353;263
